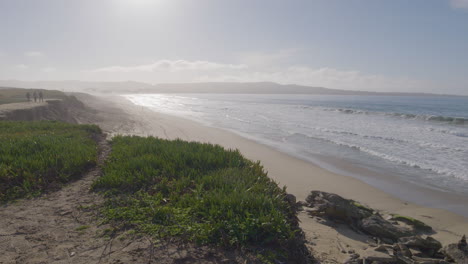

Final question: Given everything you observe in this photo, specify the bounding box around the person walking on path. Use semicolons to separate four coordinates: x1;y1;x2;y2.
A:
26;92;30;102
39;91;44;102
33;91;37;102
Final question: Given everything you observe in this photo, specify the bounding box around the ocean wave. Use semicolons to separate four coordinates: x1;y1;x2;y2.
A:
426;127;468;138
319;107;468;125
425;115;467;124
227;116;251;124
451;132;468;138
286;132;468;182
291;126;468;152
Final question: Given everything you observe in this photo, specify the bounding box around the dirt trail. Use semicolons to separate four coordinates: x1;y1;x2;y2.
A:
0;102;48;119
0;135;117;264
0;120;258;263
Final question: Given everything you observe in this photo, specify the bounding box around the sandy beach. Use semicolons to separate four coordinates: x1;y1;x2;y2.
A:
74;93;467;262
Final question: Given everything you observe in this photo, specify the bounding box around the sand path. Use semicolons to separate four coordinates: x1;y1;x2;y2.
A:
0;135;114;264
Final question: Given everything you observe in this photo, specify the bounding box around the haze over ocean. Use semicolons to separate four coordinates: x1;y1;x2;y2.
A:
126;94;468;197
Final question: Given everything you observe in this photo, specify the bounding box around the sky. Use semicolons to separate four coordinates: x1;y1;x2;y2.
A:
0;0;468;95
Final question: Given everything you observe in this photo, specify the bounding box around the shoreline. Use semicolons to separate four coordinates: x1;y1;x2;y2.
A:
121;93;468;218
77;94;468;246
208;124;468;218
289;151;468;217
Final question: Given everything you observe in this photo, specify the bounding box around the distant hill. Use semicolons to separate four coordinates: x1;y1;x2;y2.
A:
0;80;462;97
150;82;452;96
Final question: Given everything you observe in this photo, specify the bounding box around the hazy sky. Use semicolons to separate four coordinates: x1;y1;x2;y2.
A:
1;0;468;94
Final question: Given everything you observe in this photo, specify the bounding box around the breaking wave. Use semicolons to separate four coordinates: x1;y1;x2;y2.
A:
286;132;468;182
321;107;468;125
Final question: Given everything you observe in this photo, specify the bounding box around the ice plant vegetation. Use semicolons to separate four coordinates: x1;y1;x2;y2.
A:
93;136;307;262
0;121;100;201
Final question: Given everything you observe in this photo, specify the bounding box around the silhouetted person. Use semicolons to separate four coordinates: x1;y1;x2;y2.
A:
33;91;38;102
26;92;30;102
39;91;44;102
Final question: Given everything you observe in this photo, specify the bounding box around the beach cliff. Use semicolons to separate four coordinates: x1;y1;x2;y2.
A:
0;96;86;123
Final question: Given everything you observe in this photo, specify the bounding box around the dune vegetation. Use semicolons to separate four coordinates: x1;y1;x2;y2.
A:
93;136;307;262
0;121;101;201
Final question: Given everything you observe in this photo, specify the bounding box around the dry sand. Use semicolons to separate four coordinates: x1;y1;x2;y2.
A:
75;94;467;263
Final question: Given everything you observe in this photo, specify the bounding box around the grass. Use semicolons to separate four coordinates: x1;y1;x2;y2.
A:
352;201;374;213
0;121;101;201
391;214;433;232
93;136;309;262
76;225;91;231
0;87;69;105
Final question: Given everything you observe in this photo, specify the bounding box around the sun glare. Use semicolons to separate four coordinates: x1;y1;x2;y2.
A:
112;0;168;17
116;0;162;8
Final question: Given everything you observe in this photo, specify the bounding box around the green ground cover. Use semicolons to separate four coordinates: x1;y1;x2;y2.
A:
0;121;101;201
93;136;307;262
391;214;433;232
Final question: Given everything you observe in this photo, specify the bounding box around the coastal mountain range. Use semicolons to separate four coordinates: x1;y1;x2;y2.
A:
0;80;462;97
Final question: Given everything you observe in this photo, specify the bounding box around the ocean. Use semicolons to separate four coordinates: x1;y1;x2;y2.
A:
125;93;468;198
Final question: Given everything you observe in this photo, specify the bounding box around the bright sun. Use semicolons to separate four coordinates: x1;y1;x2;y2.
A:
113;0;167;16
117;0;161;8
